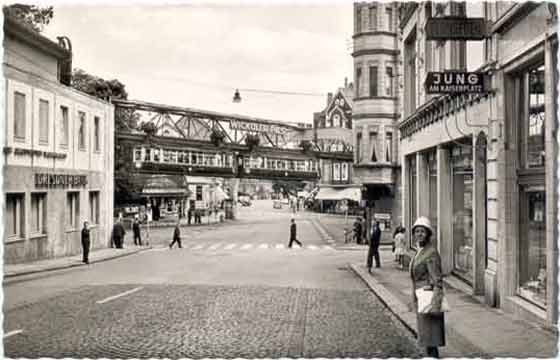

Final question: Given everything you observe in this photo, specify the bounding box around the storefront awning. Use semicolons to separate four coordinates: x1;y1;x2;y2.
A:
213;186;229;201
315;187;361;201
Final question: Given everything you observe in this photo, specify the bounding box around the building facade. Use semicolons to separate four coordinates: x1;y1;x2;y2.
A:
312;79;360;213
398;2;558;327
352;1;402;238
3;17;114;264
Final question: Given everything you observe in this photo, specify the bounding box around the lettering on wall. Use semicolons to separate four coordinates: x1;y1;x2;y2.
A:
4;147;67;159
229;119;289;135
35;173;88;187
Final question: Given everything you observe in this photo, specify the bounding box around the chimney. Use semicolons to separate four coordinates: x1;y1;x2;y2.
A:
57;36;73;86
327;92;333;106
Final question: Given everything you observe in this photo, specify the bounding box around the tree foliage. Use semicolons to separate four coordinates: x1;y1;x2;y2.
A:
3;4;53;32
72;68;137;131
72;68;128;101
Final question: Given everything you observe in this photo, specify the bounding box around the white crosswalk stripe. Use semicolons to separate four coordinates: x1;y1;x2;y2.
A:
151;242;336;252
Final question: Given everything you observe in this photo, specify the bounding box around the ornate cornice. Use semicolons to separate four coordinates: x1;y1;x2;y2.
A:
353;113;400;120
398;91;493;139
351;49;400;58
352;31;398;39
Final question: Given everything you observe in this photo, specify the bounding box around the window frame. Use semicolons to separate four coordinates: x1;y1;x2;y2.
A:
78;111;87;151
94;116;101;152
386;6;393;32
89;191;100;225
60;105;69;148
38;99;50;145
369;66;378;97
30;192;47;236
5;193;25;241
14;91;26;141
369;5;377;31
385;67;394;96
369;131;378;162
67;192;80;230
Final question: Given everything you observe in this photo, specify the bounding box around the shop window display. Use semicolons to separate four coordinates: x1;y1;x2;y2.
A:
451;143;474;284
408;155;417;247
518;190;547;308
427;151;438;246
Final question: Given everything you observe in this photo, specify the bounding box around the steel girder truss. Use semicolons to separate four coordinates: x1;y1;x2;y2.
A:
113;99;305;150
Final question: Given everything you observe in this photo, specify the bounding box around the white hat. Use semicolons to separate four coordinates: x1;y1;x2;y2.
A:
412;216;433;235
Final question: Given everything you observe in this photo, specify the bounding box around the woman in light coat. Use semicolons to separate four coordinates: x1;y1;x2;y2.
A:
410;216;445;358
393;226;406;269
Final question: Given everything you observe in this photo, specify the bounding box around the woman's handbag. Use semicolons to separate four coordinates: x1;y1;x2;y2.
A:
415;288;450;314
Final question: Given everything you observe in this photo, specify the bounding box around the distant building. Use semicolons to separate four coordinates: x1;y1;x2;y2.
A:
3;16;114;263
312;79;360;213
352;1;402;239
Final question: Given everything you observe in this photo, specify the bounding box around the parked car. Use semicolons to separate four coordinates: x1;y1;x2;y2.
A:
239;199;252;206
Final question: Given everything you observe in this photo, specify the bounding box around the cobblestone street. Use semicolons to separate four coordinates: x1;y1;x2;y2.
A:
3;202;422;358
4;284;422;358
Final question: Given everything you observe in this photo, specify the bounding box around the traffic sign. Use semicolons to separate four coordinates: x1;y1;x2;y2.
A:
425;72;486;94
425;17;488;41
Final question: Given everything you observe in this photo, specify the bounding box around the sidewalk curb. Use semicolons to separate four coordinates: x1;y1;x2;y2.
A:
349;263;418;338
3;246;152;280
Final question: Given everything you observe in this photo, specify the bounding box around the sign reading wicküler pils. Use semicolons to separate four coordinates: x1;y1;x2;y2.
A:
425;72;486;94
35;173;88;187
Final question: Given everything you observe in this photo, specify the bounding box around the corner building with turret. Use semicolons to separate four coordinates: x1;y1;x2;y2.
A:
352;2;401;242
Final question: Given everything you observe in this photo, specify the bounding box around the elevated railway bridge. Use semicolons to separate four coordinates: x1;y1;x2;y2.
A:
114;99;353;216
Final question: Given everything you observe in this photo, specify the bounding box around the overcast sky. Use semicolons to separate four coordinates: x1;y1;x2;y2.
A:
42;1;354;124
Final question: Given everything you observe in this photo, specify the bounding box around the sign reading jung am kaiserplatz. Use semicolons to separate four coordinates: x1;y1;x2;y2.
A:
425;72;486;94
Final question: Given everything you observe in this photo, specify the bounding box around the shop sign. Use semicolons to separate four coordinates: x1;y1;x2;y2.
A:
35;173;88;187
230;119;288;135
425;72;485;94
374;213;391;220
425;17;487;41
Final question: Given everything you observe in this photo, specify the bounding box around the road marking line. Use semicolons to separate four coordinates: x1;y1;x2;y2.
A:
3;329;23;338
208;243;223;250
275;244;285;249
96;287;143;304
240;244;253;250
307;245;318;250
191;244;205;250
224;243;237;250
258;244;268;249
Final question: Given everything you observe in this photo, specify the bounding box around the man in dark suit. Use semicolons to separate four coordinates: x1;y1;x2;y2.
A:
111;219;126;249
367;221;382;272
132;216;142;246
81;221;90;264
169;220;183;249
288;218;302;248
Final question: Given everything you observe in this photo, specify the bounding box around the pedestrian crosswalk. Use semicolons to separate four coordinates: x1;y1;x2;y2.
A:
150;243;335;252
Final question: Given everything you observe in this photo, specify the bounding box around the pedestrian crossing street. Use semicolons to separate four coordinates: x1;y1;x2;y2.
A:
149;243;335;252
